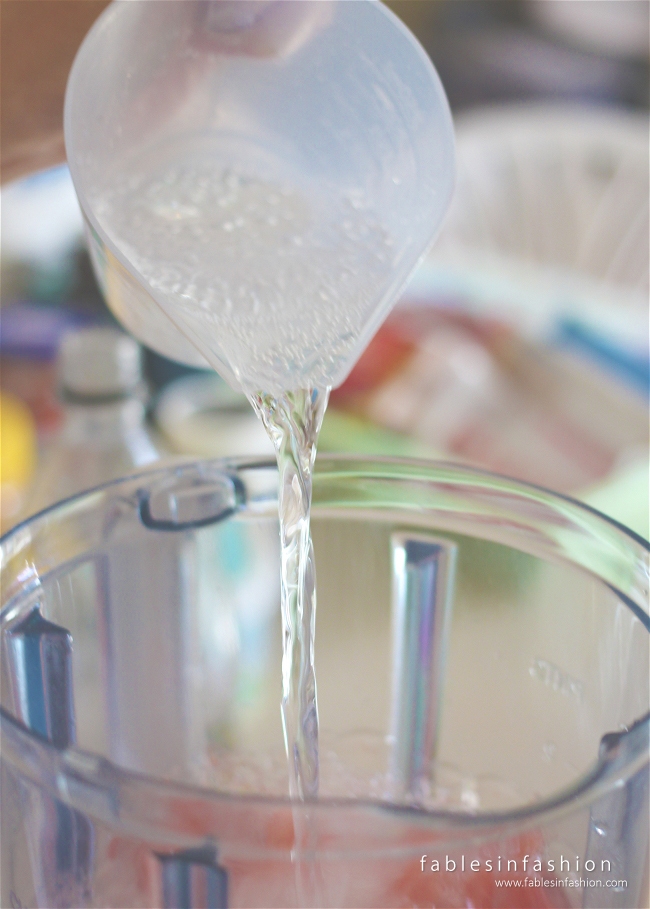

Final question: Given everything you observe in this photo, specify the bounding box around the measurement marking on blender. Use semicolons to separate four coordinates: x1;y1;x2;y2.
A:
529;658;584;703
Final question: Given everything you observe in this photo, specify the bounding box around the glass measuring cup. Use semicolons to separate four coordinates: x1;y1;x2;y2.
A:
1;456;647;908
63;0;455;393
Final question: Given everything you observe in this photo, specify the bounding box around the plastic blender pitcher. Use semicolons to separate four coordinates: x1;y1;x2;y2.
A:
1;456;648;908
64;0;455;393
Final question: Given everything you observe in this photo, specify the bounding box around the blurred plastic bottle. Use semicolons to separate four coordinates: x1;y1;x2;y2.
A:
23;327;159;516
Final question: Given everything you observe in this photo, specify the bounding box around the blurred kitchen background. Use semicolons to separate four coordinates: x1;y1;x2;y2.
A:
1;0;648;537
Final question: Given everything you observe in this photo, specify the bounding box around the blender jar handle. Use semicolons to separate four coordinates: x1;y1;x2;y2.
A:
138;472;246;532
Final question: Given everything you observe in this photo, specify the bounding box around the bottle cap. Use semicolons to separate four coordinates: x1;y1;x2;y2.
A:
60;327;142;398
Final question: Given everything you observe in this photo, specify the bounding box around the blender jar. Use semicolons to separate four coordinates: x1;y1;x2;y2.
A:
1;456;648;908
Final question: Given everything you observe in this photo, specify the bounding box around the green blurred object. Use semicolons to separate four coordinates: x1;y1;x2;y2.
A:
320;410;649;543
581;455;649;542
319;408;441;460
440;534;537;602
